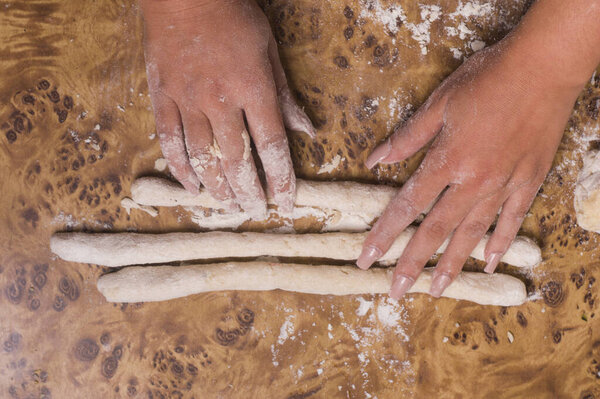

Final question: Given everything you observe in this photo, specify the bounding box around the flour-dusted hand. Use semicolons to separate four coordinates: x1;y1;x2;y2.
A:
357;0;600;299
140;0;315;218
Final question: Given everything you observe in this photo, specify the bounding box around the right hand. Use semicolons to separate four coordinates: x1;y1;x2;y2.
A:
140;0;314;218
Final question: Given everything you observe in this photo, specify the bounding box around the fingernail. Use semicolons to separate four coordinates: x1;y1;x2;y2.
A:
429;273;452;298
484;252;502;274
365;140;392;169
356;245;382;270
299;113;316;138
390;275;415;300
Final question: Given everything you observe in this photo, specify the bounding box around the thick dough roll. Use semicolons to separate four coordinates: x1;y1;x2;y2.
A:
575;150;600;233
97;262;528;306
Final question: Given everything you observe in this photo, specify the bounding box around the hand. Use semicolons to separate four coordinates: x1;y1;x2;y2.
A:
357;33;594;299
140;0;314;218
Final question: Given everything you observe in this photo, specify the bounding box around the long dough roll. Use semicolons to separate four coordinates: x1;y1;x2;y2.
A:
96;262;528;306
51;228;542;268
131;177;396;219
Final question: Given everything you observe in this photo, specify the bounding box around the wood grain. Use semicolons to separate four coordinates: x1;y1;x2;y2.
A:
1;0;599;398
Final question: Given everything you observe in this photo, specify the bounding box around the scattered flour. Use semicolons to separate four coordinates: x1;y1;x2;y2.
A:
356;297;374;316
445;1;495;59
404;4;442;55
51;211;114;230
359;0;407;36
317;154;343;175
277;314;296;345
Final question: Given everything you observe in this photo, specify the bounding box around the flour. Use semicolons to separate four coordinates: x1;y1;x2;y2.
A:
359;0;407;36
185;206;249;230
444;1;495;59
154;157;167;171
404;4;442;55
386;90;414;131
376;298;406;332
342;296;415;394
449;1;493;19
356;297;374;316
277;315;296;345
183;201;372;232
261;140;295;213
317;154;343;175
51;211;114;230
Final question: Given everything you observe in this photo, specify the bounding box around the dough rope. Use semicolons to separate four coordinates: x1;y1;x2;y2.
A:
131;176;397;226
96;262;528;306
51;228;541;268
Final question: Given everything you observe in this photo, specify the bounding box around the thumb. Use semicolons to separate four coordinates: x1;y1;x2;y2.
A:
268;36;316;138
366;97;445;169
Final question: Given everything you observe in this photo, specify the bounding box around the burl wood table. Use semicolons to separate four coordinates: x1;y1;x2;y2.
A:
1;0;599;398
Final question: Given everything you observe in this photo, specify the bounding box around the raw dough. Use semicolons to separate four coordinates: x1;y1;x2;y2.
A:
574;150;600;233
131;176;397;225
96;262;528;306
51;228;541;268
120;197;158;217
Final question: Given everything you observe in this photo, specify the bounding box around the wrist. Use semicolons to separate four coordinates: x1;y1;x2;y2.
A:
139;0;224;18
502;0;600;92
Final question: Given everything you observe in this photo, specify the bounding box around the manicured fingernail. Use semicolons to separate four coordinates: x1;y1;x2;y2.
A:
356;245;382;270
365;140;391;169
299;112;316;138
429;273;452;298
484;252;502;274
390;275;415;300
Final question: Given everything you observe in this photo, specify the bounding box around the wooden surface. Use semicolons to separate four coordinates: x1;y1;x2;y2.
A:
1;0;600;398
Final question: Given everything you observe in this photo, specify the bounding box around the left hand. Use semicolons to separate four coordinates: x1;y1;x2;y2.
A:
356;38;584;299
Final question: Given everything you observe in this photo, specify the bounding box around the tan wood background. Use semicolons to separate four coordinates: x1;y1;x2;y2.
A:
1;0;599;398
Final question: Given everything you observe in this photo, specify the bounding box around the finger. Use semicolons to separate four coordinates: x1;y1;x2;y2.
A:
244;80;296;215
429;195;503;297
268;36;315;138
208;108;268;220
365;97;445;169
389;184;479;300
152;92;200;193
181;109;239;211
357;159;449;270
483;183;541;273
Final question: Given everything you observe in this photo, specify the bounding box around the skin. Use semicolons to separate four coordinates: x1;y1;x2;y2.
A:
140;0;315;219
357;0;600;299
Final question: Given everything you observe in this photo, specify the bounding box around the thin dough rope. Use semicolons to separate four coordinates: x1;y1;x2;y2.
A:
50;228;541;268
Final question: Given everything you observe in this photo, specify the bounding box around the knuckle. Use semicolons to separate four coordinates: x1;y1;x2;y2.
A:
491;224;518;245
462;220;488;239
507;172;534;191
504;209;525;224
435;267;459;281
220;140;247;162
422;219;448;240
256;130;287;150
371;224;398;245
390;196;419;219
396;254;426;277
477;173;511;195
